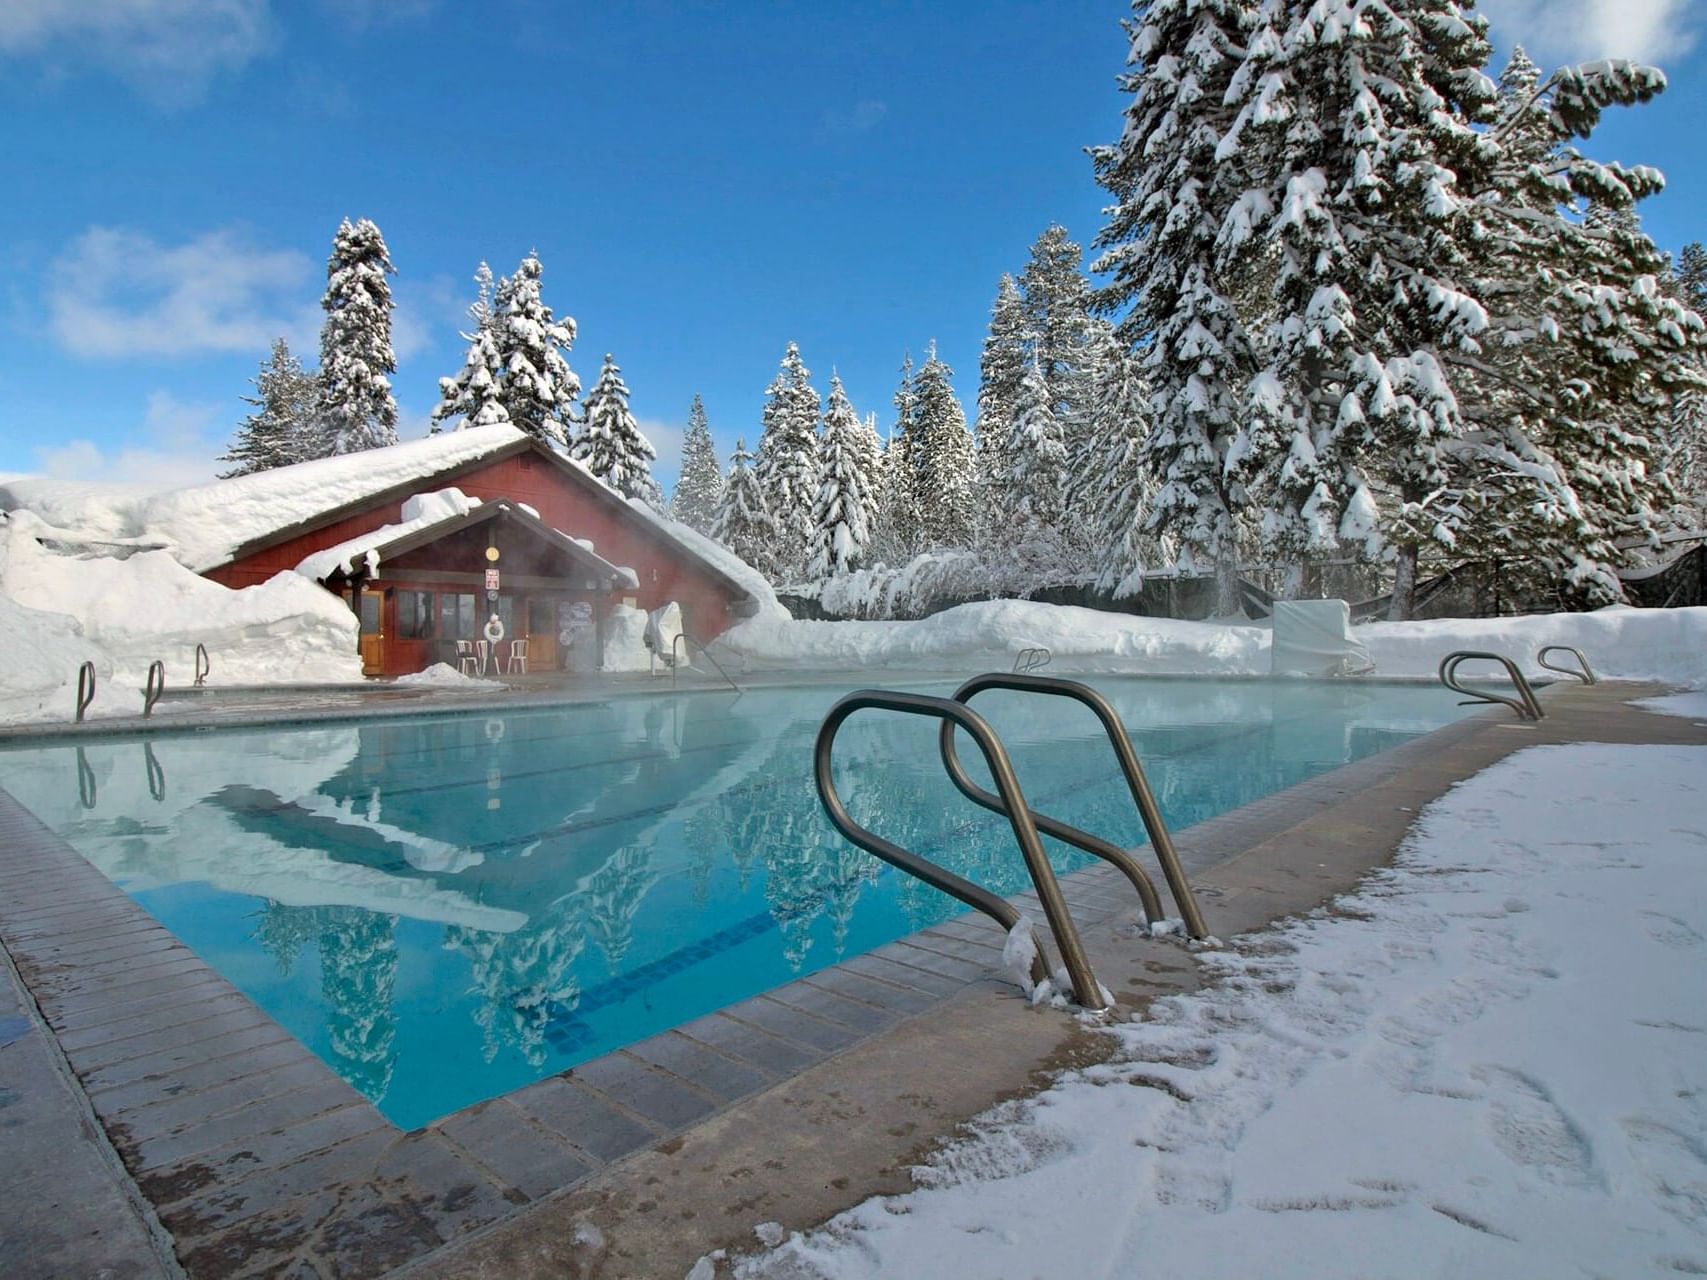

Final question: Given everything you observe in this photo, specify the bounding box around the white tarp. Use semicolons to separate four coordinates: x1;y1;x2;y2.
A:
644;601;684;666
1270;598;1373;677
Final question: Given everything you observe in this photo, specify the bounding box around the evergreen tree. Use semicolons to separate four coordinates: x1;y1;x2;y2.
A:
1089;343;1164;596
220;338;317;477
1019;225;1101;438
1458;50;1702;604
574;353;663;507
1675;243;1707;314
907;342;976;549
316;217;399;456
492;253;580;447
1091;0;1259;615
998;356;1068;531
712;438;778;572
870;353;922;564
807;375;874;578
431;262;510;433
976;274;1030;514
671;395;725;532
752;342;822;580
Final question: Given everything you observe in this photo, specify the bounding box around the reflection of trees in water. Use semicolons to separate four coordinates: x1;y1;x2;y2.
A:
248;901;399;1103
447;904;586;1067
583;846;657;972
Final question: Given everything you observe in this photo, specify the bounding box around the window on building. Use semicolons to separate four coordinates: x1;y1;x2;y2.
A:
398;590;435;639
359;592;381;636
496;595;515;637
441;593;477;640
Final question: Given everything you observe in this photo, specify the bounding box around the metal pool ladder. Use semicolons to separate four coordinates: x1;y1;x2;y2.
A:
1537;645;1595;685
1013;646;1052;674
815;689;1105;1008
1439;650;1546;720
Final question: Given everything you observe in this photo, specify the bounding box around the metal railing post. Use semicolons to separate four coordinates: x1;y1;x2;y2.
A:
194;643;210;687
672;633;741;695
944;673;1211;941
1438;651;1546;720
815;690;1107;1009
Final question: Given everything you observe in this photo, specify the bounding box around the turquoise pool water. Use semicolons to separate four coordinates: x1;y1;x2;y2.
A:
0;677;1469;1129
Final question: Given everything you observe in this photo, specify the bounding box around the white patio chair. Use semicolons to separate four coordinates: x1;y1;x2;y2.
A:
507;639;529;674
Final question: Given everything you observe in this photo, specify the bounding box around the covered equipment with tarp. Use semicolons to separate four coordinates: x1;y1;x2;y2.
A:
1270;599;1374;677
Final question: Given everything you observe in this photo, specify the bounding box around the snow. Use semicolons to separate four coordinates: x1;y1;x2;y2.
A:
600;604;654;673
0;509;360;722
720;742;1707;1279
1633;689;1707;720
719;599;1707;687
296;487;482;580
391;662;502;690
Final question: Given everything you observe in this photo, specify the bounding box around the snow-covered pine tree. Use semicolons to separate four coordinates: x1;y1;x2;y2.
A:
753;342;822;581
492;253;580;448
976;274;1030;532
220;338;319;476
316;217;399;456
1215;0;1501;609
1458;50;1704;605
869;354;922;564
1019;225;1101;443
1675;243;1707;314
431;262;510;434
999;356;1068;531
1091;0;1259;616
907;343;976;549
574;353;663;507
711;438;778;572
807;375;874;579
671;395;724;532
1085;341;1161;597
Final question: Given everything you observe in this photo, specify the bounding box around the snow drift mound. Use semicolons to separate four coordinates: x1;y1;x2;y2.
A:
0;511;360;722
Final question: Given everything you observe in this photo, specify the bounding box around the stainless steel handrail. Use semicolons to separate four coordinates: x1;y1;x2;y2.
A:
814;689;1107;1009
75;661;96;723
1013;646;1052;674
76;746;96;809
142;660;166;718
672;632;741;694
194;643;210;687
1536;644;1595;685
942;673;1211;941
1439;651;1545;720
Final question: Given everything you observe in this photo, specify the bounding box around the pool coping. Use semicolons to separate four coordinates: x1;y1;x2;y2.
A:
0;678;1658;1278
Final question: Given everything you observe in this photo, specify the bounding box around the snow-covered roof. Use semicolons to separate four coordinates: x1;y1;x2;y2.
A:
0;426;529;572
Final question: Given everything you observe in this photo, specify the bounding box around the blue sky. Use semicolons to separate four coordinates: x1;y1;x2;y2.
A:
1;0;1702;492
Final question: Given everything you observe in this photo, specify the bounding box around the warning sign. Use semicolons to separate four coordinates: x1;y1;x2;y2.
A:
484;568;500;591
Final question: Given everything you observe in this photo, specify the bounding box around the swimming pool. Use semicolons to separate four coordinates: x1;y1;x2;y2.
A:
0;677;1471;1129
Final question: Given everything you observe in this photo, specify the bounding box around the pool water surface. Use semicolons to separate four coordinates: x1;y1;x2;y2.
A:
0;677;1471;1128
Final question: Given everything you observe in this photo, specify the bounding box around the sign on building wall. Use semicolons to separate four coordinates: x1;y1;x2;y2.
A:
484;568;500;592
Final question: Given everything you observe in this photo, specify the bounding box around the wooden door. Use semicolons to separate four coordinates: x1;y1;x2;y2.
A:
526;598;557;671
359;591;384;676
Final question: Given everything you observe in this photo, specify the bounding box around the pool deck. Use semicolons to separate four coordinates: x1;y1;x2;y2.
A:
2;679;1703;1278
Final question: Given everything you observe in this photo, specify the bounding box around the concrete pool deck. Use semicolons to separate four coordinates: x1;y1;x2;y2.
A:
2;679;1702;1278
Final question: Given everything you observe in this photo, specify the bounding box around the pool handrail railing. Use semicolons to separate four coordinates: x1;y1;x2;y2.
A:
814;689;1108;1010
75;660;96;723
671;632;741;695
194;643;210;687
1536;644;1596;685
1438;650;1545;720
1013;646;1052;674
142;660;166;718
941;673;1211;941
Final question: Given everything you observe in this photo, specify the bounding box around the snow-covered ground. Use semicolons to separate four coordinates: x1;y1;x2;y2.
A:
717;598;1707;686
714;736;1707;1279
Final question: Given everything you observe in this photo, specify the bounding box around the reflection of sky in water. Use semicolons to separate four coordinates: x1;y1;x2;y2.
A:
0;679;1471;1129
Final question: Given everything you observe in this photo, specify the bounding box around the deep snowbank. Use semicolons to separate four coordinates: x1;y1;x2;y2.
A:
0;511;359;722
718;598;1707;686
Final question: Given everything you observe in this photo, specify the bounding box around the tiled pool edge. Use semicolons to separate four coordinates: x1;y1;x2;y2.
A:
0;686;1591;1278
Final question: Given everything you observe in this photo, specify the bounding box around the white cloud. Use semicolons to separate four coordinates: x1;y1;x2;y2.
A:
818;99;889;140
638;418;686;476
33;390;226;489
0;0;275;106
1481;0;1699;65
48;226;319;361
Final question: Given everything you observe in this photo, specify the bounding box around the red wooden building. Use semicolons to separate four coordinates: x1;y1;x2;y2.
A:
201;433;757;678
